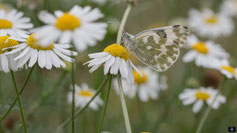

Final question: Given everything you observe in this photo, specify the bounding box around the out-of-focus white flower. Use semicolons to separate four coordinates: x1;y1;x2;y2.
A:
183;35;229;68
6;33;78;70
67;83;103;110
220;0;237;17
212;59;237;79
33;5;107;52
114;67;167;102
85;43;141;84
188;9;234;38
0;9;33;37
179;87;226;113
0;33;23;73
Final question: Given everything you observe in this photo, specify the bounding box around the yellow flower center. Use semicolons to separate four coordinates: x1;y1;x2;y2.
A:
78;90;93;97
204;16;218;24
221;66;236;75
0;19;13;29
55;13;81;31
0;36;19;54
192;42;208;54
195;91;210;101
103;43;130;61
134;70;147;84
26;34;54;50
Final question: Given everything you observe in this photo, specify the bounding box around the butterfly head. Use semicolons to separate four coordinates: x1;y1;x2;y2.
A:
122;33;135;51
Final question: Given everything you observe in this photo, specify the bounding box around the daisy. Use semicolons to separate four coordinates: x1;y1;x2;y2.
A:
188;9;234;38
0;9;33;37
179;87;226;113
67;83;103;110
6;33;78;70
0;33;23;73
183;35;229;68
33;5;107;52
220;0;237;17
114;67;167;102
85;43;141;84
213;59;237;79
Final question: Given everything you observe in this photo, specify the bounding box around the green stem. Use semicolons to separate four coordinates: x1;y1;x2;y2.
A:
10;71;28;133
71;63;76;133
0;66;34;122
58;76;109;128
116;4;132;44
117;75;132;133
195;77;227;133
98;75;113;133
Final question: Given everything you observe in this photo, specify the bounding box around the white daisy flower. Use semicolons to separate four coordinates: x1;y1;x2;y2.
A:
179;87;226;113
183;35;229;68
114;67;167;102
213;59;237;79
85;43;141;84
220;0;237;17
0;9;33;37
67;83;103;110
6;33;78;70
0;33;23;73
33;5;107;52
188;9;234;38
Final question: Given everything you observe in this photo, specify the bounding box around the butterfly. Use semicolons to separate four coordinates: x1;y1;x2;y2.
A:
122;25;190;72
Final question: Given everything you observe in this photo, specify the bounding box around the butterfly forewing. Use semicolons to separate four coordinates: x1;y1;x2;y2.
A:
132;25;189;72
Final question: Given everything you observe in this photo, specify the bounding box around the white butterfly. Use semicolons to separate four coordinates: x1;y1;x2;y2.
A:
122;25;190;72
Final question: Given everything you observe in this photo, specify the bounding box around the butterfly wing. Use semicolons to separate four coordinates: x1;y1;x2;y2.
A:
132;25;189;72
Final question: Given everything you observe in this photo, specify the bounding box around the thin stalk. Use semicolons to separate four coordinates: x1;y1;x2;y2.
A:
58;76;109;128
0;66;34;122
71;62;76;133
98;75;113;133
116;4;132;44
195;77;227;133
117;75;132;133
10;71;28;133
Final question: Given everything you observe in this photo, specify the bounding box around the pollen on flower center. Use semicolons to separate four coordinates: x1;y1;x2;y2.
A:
0;36;19;54
134;70;147;84
221;66;236;75
78;90;93;97
103;43;130;60
55;13;81;31
204;16;218;24
0;19;13;29
192;42;208;54
26;34;54;50
195;91;210;101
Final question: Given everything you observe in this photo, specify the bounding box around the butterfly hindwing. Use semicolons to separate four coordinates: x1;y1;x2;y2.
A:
131;25;189;72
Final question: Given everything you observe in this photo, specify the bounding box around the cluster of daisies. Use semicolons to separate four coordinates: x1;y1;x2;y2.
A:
0;5;109;110
1;5;167;111
178;0;237;113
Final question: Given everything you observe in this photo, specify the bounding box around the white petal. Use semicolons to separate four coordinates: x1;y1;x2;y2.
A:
38;11;56;24
192;100;204;113
38;50;46;68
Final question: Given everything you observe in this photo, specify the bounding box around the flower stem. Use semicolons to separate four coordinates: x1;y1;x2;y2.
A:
58;76;110;128
195;77;227;133
98;75;113;133
0;66;34;122
10;71;28;133
71;62;76;133
116;4;132;44
117;75;132;133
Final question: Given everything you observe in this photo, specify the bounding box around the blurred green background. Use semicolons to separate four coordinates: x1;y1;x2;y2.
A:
0;0;237;133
